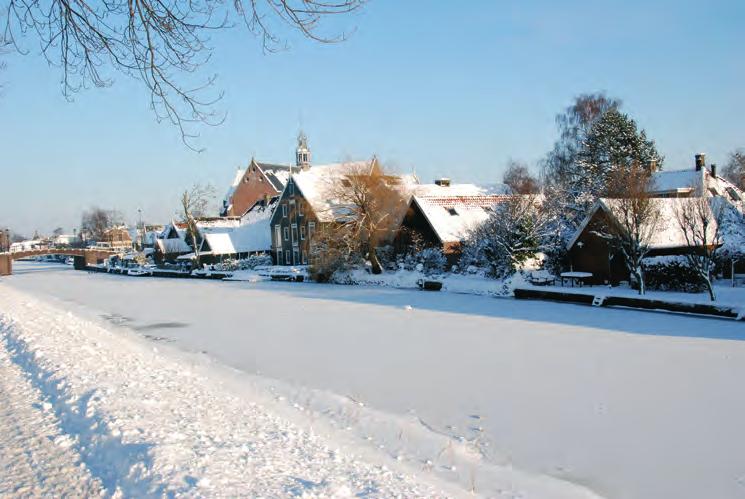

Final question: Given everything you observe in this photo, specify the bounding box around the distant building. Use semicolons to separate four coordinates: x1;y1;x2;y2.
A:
154;222;192;262
100;226;132;250
649;153;744;203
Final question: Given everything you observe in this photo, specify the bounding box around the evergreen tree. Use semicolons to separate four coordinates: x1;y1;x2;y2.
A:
576;109;663;198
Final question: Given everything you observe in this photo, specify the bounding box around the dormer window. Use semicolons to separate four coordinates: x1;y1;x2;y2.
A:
446;207;458;216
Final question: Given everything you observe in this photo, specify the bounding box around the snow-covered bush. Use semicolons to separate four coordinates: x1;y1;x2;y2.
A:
309;224;364;282
417;247;447;275
461;195;553;279
211;254;273;271
641;255;706;293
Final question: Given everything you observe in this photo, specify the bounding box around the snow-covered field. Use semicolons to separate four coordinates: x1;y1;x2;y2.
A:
3;261;745;498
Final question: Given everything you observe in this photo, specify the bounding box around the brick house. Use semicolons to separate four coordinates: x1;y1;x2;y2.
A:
219;133;312;217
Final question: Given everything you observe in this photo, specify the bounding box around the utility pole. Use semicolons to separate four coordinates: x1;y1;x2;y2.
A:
137;208;144;251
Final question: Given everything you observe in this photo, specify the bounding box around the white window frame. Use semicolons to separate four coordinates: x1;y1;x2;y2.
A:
300;225;306;240
308;221;315;239
274;225;281;246
282;204;288;217
291;224;298;245
285;250;291;265
283;226;289;241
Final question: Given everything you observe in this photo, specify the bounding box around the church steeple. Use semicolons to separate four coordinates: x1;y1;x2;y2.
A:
295;131;311;170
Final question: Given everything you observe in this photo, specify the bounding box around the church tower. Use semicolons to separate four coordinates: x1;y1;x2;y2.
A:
295;131;311;170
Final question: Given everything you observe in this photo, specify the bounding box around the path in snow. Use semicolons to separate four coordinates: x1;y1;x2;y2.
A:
0;342;102;496
0;287;454;497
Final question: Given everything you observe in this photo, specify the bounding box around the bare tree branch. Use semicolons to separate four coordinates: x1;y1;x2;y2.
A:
2;0;364;148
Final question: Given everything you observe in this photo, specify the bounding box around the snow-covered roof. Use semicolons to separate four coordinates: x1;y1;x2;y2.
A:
568;197;721;251
156;237;191;255
650;168;744;205
291;160;376;222
650;169;701;196
200;201;275;255
411;184;512;243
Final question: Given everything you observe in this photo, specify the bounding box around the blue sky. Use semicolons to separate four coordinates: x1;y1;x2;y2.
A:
1;0;744;234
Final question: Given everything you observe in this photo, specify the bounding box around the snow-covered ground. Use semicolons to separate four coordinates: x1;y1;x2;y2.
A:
3;261;745;498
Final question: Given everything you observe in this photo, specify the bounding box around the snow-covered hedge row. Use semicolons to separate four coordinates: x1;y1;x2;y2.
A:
642;255;706;293
210;254;273;271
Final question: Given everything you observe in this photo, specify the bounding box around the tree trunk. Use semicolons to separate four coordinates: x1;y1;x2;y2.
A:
368;241;382;275
705;273;716;301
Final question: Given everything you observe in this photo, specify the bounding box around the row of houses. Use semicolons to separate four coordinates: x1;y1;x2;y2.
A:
154;137;744;283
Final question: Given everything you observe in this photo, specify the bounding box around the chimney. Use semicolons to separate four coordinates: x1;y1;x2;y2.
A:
695;153;706;171
434;178;451;187
646;159;658;171
711;164;717;178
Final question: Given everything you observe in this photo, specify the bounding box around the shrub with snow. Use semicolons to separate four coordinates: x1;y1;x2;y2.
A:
641;255;706;293
211;254;273;271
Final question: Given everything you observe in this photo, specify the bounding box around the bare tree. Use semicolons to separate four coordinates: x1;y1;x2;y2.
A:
723;149;745;191
593;166;661;295
179;183;215;267
318;161;408;275
675;197;724;301
2;0;363;148
502;160;539;194
81;207;113;241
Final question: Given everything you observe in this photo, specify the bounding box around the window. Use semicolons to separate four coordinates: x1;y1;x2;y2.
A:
298;200;304;217
284;227;289;241
291;224;298;245
447;207;458;216
293;249;299;265
275;225;281;246
285;250;291;264
282;204;288;217
308;222;316;238
300;225;306;240
276;248;282;264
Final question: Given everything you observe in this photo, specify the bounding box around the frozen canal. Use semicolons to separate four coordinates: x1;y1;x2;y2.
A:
4;261;745;499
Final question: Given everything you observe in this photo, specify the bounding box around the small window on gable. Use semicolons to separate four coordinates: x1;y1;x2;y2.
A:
447;207;458;216
290;182;294;195
282;204;288;217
